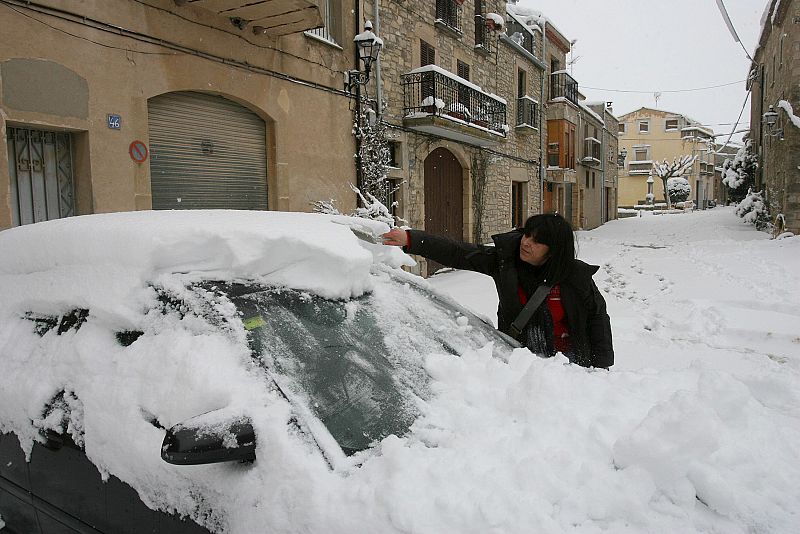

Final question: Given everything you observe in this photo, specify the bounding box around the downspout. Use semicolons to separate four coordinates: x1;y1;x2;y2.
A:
539;18;547;213
374;0;382;119
354;1;363;194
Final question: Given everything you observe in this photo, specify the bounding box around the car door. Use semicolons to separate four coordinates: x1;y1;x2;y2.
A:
0;432;41;534
13;310;212;534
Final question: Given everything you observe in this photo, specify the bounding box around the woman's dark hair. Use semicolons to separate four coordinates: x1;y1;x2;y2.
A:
521;213;576;283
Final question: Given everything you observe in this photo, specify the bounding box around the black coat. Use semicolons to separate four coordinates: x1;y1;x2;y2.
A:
406;229;614;368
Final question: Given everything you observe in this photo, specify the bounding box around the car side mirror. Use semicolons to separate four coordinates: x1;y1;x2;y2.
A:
161;412;256;465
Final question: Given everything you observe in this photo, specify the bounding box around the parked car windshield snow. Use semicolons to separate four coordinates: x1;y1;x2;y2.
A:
209;271;517;454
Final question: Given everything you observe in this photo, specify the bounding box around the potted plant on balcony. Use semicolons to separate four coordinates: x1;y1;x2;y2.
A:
485;13;504;31
445;102;471;122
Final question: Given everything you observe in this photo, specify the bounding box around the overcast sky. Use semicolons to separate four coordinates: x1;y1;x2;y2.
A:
517;0;767;143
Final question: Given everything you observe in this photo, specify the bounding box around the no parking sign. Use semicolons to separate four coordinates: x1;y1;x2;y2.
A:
129;140;148;163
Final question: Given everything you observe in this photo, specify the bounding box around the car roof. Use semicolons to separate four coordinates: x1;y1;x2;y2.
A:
0;210;411;317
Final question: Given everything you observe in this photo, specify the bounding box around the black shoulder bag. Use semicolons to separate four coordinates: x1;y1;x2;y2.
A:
508;283;553;340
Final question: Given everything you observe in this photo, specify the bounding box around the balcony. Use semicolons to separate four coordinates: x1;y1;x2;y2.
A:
549;71;578;105
504;12;536;58
628;161;653;175
516;96;539;132
700;162;715;175
435;0;462;34
402;65;508;146
582;137;601;165
174;0;324;36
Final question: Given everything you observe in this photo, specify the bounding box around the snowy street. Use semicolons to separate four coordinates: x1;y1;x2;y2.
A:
424;207;800;533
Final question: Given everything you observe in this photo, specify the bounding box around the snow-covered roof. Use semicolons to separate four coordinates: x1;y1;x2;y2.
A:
506;4;571;49
579;102;604;124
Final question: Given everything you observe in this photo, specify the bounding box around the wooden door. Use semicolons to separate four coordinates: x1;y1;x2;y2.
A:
423;148;463;274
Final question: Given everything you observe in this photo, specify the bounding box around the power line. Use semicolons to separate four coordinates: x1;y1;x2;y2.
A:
714;0;755;62
721;90;752;148
582;79;747;94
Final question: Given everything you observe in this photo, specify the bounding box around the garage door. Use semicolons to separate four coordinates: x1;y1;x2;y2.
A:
148;92;268;210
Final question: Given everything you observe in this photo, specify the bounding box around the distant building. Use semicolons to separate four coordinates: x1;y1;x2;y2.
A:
747;0;799;233
617;108;717;208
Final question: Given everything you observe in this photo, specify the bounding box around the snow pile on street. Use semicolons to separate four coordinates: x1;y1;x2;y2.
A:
1;207;799;533
430;207;800;533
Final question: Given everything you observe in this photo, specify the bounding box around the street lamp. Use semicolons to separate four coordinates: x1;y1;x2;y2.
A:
618;148;627;168
346;21;383;91
762;105;783;138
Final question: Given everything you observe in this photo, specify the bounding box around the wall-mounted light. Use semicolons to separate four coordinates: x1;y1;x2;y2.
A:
618;147;627;168
345;21;383;92
763;105;784;139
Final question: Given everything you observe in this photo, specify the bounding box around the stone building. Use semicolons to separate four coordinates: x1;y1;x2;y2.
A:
373;0;545;274
748;0;800;234
617;108;717;208
584;102;619;228
1;0;362;229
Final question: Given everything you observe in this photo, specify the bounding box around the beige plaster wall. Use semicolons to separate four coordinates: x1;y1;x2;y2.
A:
0;0;357;229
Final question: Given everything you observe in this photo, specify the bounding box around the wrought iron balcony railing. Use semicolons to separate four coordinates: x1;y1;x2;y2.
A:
436;0;462;33
402;67;507;136
516;96;539;129
549;71;578;105
505;14;536;57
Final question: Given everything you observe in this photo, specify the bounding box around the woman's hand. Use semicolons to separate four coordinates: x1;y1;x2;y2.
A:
382;228;409;247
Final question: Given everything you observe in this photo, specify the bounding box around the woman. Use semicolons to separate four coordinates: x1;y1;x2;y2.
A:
382;214;614;368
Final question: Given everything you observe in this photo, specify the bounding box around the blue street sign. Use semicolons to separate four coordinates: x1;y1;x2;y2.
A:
107;114;121;130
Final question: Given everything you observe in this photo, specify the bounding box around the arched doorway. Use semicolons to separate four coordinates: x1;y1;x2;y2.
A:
423;147;463;274
148;91;268;210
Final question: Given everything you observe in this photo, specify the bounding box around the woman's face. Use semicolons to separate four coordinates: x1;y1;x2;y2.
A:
519;234;550;266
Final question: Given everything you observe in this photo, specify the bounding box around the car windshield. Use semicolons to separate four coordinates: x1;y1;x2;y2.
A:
212;271;516;454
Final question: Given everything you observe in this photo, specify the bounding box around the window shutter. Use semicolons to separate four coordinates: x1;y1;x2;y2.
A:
457;60;470;81
421;40;435;66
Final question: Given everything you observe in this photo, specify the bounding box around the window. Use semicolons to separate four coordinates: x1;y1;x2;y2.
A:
457;60;470;106
435;0;462;33
585;170;590;188
551;58;560;73
548;143;560;167
388;141;401;168
387;178;401;217
592;172;596;189
457;60;470;81
618;123;626;134
474;0;489;49
304;0;341;45
634;148;649;161
665;118;679;131
511;181;526;228
420;40;436;66
638;120;649;134
517;69;527;98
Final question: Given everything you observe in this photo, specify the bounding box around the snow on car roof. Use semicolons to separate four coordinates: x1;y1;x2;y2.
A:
0;210;411;318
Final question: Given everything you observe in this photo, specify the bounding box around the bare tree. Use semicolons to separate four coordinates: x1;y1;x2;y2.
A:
652;155;696;208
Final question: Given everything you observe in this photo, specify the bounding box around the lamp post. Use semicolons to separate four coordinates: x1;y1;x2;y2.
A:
346;21;383;199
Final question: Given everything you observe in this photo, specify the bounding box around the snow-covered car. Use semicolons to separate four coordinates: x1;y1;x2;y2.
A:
0;211;518;534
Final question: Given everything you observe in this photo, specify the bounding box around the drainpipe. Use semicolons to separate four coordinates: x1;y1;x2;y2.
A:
354;1;363;195
374;0;383;119
539;18;547;213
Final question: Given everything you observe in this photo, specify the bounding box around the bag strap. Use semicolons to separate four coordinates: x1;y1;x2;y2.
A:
508;283;553;340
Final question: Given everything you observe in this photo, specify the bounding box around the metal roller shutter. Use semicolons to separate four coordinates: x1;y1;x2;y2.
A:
148;92;268;210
